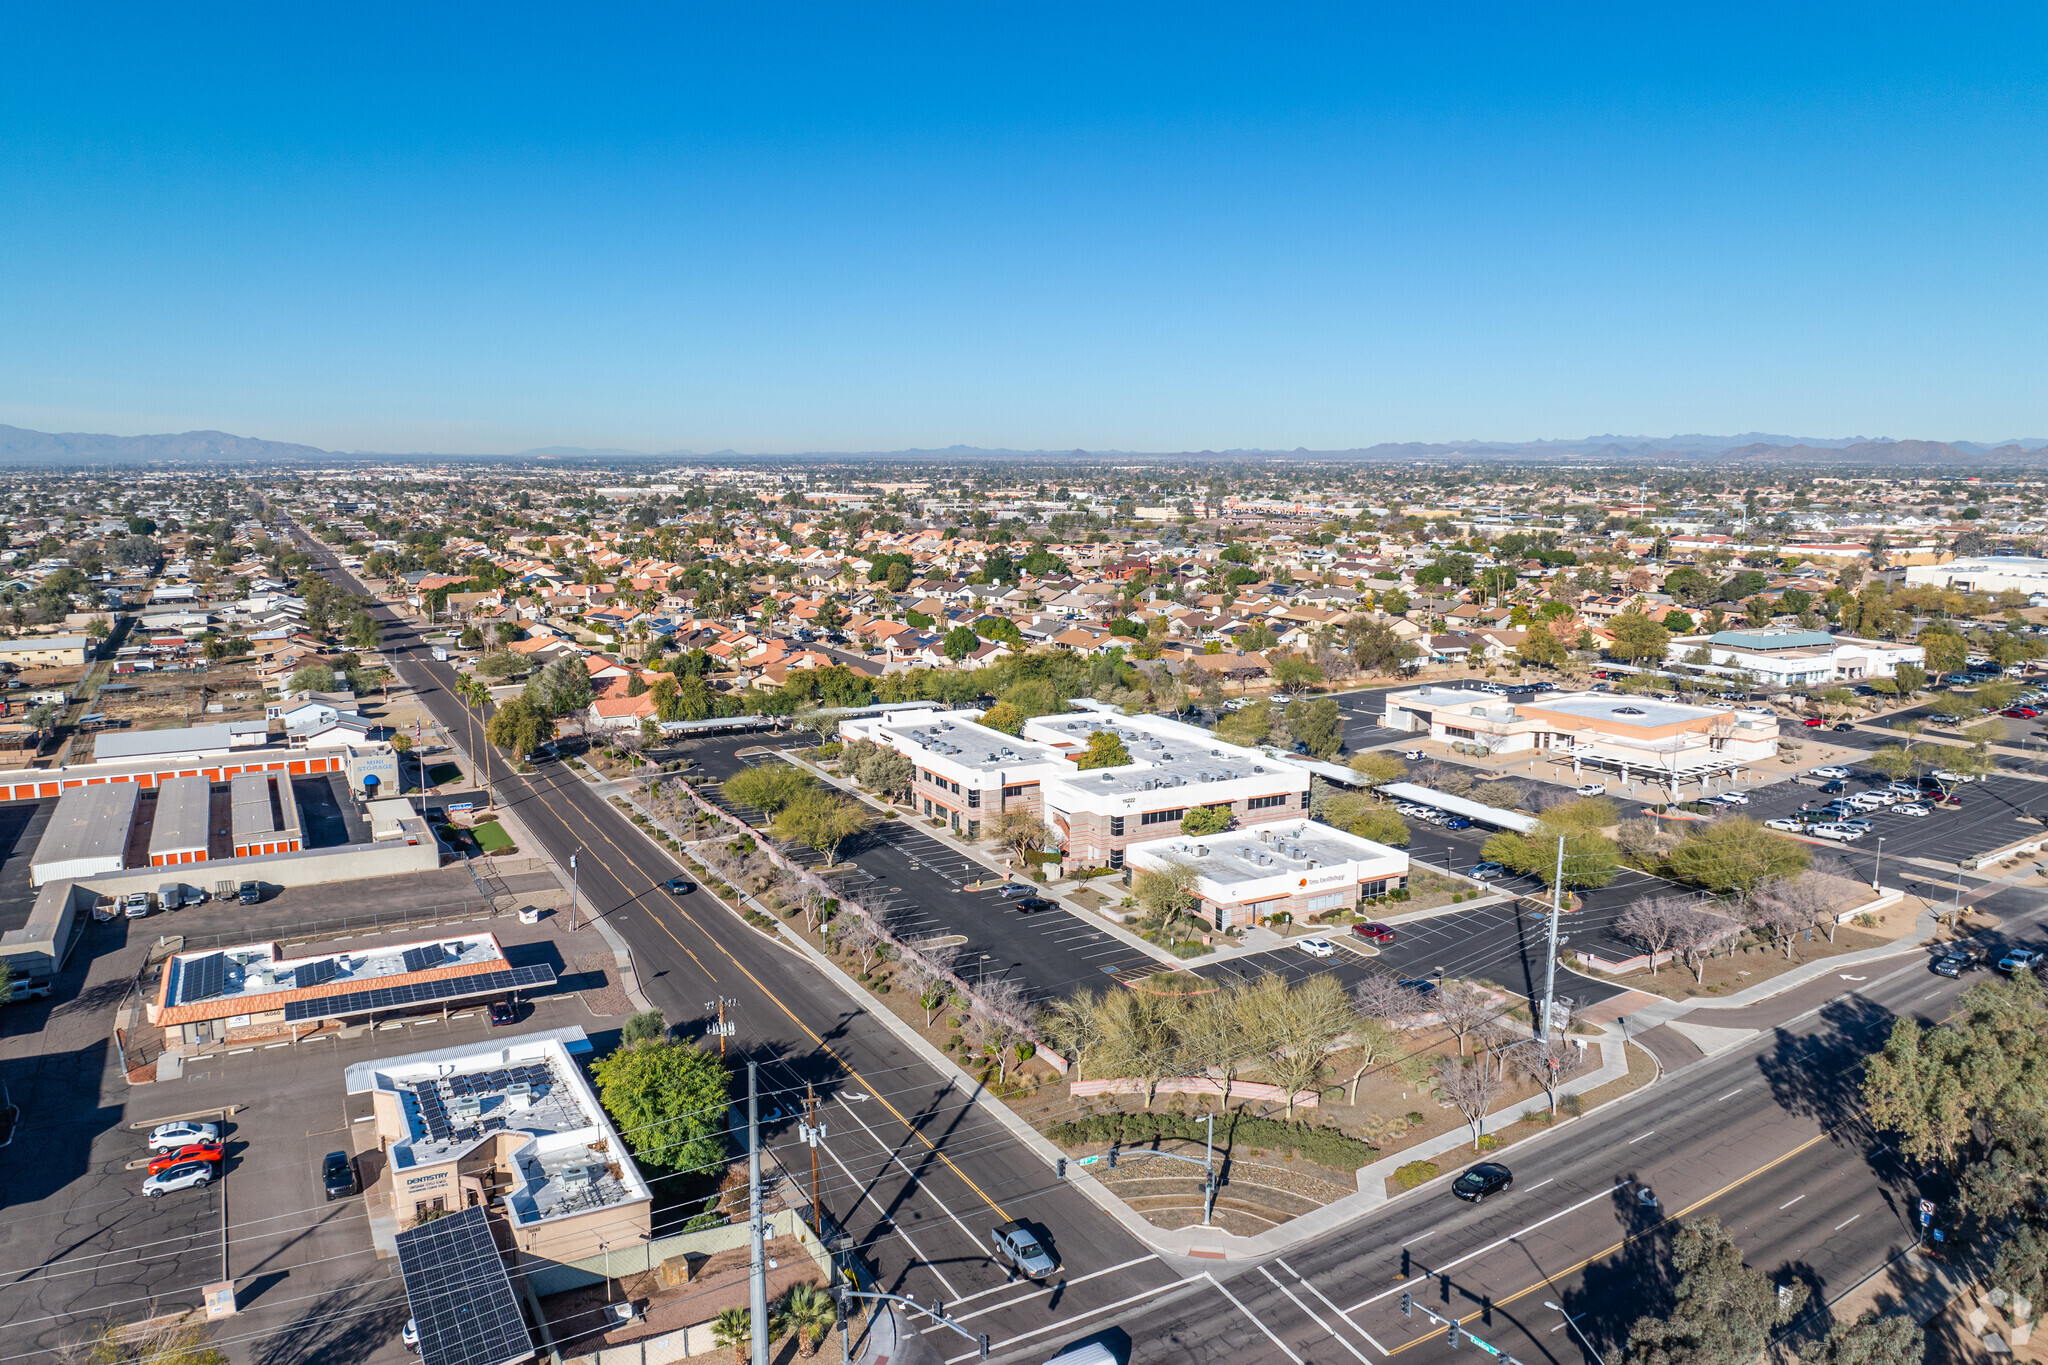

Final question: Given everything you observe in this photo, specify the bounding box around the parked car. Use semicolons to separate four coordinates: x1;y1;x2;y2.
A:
1442;815;1474;830
147;1143;224;1176
323;1150;358;1200
1297;937;1337;959
1802;717;1825;727
990;1220;1060;1280
1931;769;1980;784
148;1121;220;1152
1398;978;1440;997
1402;750;1425;761
660;877;696;895
1574;783;1607;797
1352;922;1396;944
1765;818;1804;832
1808;767;1852;779
1014;896;1057;914
144;1162;216;1198
1832;722;1856;732
1714;791;1750;805
122;891;151;919
237;881;263;905
1819;780;1847;795
1892;803;1932;818
402;1319;419;1354
487;1000;520;1026
1452;1162;1514;1202
1809;824;1863;842
1468;862;1506;880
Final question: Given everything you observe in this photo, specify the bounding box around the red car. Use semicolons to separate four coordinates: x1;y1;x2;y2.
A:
147;1143;225;1175
1802;717;1825;727
2003;707;2039;719
1352;921;1397;944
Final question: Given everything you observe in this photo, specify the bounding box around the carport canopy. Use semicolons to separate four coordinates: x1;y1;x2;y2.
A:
1376;782;1539;833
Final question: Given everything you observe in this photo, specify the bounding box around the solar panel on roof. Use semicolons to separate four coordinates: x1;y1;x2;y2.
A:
295;958;338;988
177;953;227;1005
402;944;447;974
396;1205;531;1365
280;965;555;1023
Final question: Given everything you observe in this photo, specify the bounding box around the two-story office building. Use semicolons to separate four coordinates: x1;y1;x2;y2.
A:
837;707;1316;872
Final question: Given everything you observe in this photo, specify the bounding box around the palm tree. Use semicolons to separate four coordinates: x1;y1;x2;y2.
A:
710;1307;751;1364
778;1282;837;1358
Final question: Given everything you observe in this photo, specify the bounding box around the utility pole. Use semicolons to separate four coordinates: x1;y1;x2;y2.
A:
1540;834;1565;1038
748;1062;769;1365
706;997;736;1055
799;1083;828;1236
567;852;581;931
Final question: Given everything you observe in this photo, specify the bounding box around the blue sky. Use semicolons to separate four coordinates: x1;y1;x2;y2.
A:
3;5;2045;453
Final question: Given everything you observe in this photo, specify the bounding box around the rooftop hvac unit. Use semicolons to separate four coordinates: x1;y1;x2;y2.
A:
1193;845;1209;857
559;1165;597;1191
1305;859;1320;869
505;1082;533;1110
450;1095;482;1121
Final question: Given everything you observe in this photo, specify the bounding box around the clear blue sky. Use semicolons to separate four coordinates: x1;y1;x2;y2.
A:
4;5;2045;453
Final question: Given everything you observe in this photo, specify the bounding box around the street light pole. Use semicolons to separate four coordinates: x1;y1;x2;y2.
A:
1872;836;1885;892
1544;1302;1606;1365
1540;834;1565;1038
568;852;580;931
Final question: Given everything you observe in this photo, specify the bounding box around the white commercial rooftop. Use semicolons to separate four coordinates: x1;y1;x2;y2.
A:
1134;817;1408;887
869;715;1066;773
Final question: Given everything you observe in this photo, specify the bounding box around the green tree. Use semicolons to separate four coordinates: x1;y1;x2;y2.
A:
1482;801;1621;889
1623;1219;1807;1365
942;625;981;661
1271;653;1325;693
1178;803;1232;836
525;654;595;718
622;1009;667;1045
1515;623;1569;669
723;764;815;815
777;1282;838;1359
1074;729;1131;770
1663;817;1810;895
1810;1312;1924;1365
1321;793;1410;846
1921;631;1968;681
484;694;554;757
588;1039;729;1173
1285;696;1343;759
711;1307;753;1364
772;789;868;864
980;700;1023;735
1891;662;1927;696
1347;751;1407;785
1607;611;1672;663
344;609;383;651
1132;860;1203;935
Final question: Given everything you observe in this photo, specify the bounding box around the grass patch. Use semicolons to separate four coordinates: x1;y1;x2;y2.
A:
1392;1160;1441;1189
425;763;464;787
472;821;515;853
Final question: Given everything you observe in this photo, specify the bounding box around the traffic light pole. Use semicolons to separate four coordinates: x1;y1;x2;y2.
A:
1400;1290;1532;1365
835;1289;990;1360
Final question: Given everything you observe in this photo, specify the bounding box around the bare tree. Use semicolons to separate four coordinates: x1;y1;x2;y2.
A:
966;977;1035;1084
1092;987;1187;1109
1668;905;1738;982
1342;1014;1398;1105
1353;974;1427;1023
1039;991;1105;1080
1246;973;1351;1118
899;938;963;1026
1616;894;1690;975
1761;870;1847;943
1514;1041;1592;1114
1744;882;1815;958
1434;982;1501;1055
1181;982;1249;1109
1434;1055;1505;1146
834;913;885;976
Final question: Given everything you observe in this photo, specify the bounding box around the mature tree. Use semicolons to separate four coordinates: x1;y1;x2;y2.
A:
778;1282;838;1359
989;807;1050;862
772;789;867;864
1271;653;1326;694
1664;817;1810;896
711;1308;753;1365
1321;792;1410;847
1515;1041;1591;1114
830;913;886;977
1891;662;1928;696
525;653;595;718
1285;696;1343;758
1132;860;1204;934
898;938;963;1026
1074;728;1131;770
1482;805;1621;890
1810;1312;1923;1365
1434;1054;1505;1147
1623;1219;1806;1365
1348;751;1408;785
1241;972;1351;1118
1607;612;1672;663
1617;894;1687;975
943;625;981;661
1178;803;1233;836
1347;616;1421;674
588;1040;729;1173
1434;981;1503;1055
1920;631;1968;682
723;764;815;815
1516;622;1570;669
484;694;554;757
1668;905;1737;983
980;700;1023;735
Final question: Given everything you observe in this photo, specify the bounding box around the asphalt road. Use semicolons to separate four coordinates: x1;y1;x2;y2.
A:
290;533;1187;1357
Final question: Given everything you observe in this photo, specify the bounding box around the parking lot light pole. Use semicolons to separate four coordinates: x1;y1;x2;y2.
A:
1873;836;1885;892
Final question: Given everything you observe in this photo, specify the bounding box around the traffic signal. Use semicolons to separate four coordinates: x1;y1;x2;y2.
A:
835;1291;849;1330
1400;1292;1412;1318
1107;1144;1118;1170
1056;1157;1067;1178
979;1334;991;1360
1448;1327;1462;1350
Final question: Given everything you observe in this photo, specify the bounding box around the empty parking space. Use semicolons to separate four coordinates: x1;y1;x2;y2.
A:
1739;768;2048;866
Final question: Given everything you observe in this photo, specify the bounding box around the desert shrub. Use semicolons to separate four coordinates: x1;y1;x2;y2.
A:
1393;1160;1441;1189
1046;1111;1379;1171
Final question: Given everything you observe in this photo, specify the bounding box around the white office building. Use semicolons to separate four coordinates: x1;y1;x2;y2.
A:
1903;557;2048;597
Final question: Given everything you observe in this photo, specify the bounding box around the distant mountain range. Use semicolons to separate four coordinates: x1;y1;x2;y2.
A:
2;422;2044;467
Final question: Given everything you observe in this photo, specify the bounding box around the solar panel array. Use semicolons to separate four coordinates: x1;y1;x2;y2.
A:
176;953;227;1005
280;965;554;1023
402;944;447;973
295;957;338;988
394;1206;533;1365
409;1061;555;1144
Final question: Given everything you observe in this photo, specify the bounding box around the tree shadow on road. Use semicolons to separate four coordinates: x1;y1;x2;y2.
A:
1547;1174;1681;1361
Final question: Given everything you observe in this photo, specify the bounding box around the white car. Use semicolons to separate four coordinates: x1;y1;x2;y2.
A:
148;1121;220;1152
1931;770;1979;785
1765;818;1803;832
1402;750;1425;761
1807;766;1852;780
1296;937;1337;959
1575;783;1607;797
143;1161;215;1198
1714;791;1750;805
1892;803;1932;818
1810;824;1864;842
1848;792;1890;811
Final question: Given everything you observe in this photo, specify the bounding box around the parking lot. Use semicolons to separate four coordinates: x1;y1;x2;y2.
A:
0;853;626;1365
1731;765;2048;871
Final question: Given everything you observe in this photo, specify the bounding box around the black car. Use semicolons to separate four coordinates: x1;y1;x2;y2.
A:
1819;780;1847;795
1931;949;1981;979
237;881;262;905
1453;1162;1513;1202
322;1150;358;1201
1398;978;1440;998
1015;896;1056;914
488;1000;520;1026
661;878;696;896
1832;723;1856;732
